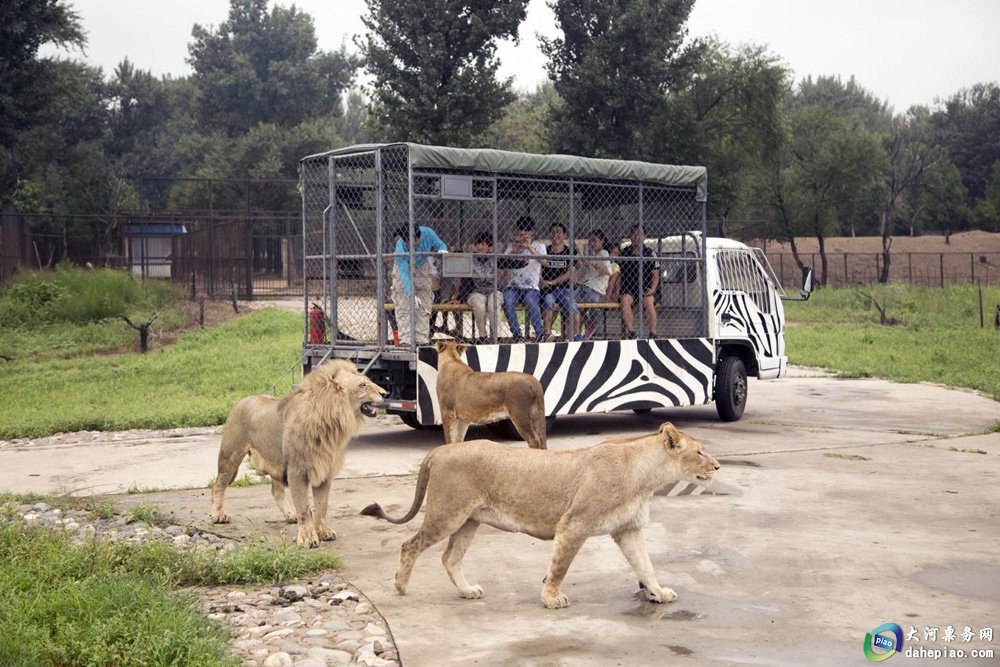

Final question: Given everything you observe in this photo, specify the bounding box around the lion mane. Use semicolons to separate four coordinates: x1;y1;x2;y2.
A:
212;360;385;546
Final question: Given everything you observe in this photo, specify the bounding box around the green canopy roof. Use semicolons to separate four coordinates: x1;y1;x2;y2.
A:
303;143;708;202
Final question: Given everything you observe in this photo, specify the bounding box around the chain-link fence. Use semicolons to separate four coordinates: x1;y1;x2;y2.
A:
300;144;708;351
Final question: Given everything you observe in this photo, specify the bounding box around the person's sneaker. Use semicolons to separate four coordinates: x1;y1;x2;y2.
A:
513;335;525;343
647;332;657;340
538;334;552;343
625;331;637;340
573;334;584;342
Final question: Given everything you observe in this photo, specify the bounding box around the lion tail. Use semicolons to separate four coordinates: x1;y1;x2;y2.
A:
359;450;434;524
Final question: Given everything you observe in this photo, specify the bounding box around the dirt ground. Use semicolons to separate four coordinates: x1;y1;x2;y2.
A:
754;230;1000;256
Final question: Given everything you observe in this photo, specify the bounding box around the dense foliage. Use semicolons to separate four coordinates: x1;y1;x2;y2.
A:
2;0;999;269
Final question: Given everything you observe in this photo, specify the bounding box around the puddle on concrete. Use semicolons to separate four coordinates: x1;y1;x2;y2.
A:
911;562;1000;599
624;602;703;621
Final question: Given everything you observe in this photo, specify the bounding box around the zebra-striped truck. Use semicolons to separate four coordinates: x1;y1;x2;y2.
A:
298;143;812;432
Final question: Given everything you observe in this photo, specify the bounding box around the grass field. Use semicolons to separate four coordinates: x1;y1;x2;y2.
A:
0;497;341;667
2;274;998;439
0;308;302;439
785;284;1000;401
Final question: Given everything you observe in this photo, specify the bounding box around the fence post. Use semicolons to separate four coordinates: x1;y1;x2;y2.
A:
843;253;848;287
940;254;944;288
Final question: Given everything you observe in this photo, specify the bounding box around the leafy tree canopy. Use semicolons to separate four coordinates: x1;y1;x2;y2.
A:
358;0;528;146
0;0;85;199
932;82;1000;203
188;0;359;136
541;0;699;160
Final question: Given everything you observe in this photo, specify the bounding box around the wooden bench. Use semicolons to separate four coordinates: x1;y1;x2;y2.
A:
384;301;622;340
383;302;620;312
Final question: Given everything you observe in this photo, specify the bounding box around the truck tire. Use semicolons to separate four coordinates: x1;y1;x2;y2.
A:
398;412;439;430
487;415;557;440
715;356;747;422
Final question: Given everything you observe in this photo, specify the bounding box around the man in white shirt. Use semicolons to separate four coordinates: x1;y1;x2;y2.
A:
502;216;546;342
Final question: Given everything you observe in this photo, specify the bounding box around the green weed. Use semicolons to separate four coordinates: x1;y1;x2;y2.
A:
126;501;173;528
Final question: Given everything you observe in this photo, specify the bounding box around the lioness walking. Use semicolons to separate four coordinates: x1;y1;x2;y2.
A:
434;340;546;448
361;422;720;608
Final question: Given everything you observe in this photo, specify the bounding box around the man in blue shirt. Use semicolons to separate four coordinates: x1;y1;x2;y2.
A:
391;225;448;346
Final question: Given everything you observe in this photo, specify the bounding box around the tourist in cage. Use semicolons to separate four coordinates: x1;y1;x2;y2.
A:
540;222;581;341
618;224;660;339
574;229;612;340
391;225;447;346
501;216;546;342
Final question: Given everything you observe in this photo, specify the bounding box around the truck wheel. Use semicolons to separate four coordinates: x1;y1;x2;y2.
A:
398;412;439;430
716;356;747;422
488;415;556;440
632;407;653;414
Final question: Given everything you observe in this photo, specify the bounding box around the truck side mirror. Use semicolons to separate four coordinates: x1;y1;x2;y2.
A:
800;267;814;301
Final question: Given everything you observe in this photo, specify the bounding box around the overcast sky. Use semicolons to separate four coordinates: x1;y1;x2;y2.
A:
45;0;1000;113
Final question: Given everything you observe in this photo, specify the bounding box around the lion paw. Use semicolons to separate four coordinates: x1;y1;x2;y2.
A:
460;585;484;599
283;514;297;524
644;585;677;604
318;527;337;541
296;527;320;548
542;591;570;609
210;513;230;524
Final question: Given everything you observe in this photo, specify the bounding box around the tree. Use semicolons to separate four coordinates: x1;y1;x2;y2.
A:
932;82;1000;205
188;0;358;136
911;160;969;236
792;74;892;132
480;83;557;154
358;0;527;146
0;0;84;199
664;39;789;229
104;60;184;179
338;89;371;146
972;160;1000;232
876;108;944;282
167;120;343;212
541;0;699;160
771;102;884;285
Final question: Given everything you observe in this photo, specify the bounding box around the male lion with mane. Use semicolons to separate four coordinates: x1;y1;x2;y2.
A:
361;422;719;608
435;340;546;448
211;360;385;547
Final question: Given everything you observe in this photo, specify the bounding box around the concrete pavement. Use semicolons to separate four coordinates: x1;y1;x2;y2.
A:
3;369;999;665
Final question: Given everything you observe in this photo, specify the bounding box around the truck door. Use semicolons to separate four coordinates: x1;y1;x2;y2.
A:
714;249;785;378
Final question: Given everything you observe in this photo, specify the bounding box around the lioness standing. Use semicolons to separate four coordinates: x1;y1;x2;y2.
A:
434;340;546;448
361;422;719;608
211;360;385;547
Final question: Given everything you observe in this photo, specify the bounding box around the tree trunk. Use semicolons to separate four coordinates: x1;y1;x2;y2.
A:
817;233;829;287
775;196;806;273
879;226;892;283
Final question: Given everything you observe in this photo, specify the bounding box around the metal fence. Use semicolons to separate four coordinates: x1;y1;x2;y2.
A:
0;211;303;297
765;251;1000;289
300;144;707;349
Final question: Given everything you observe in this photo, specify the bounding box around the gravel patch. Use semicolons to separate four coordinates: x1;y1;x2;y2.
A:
4;502;400;667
